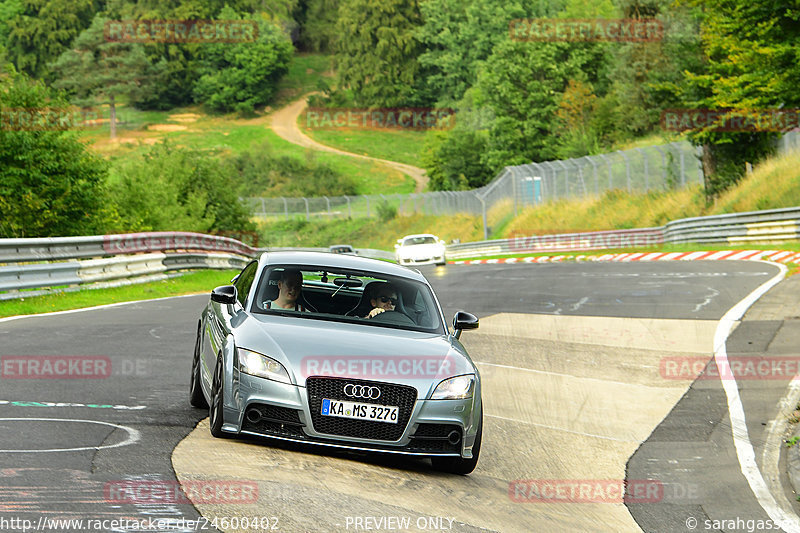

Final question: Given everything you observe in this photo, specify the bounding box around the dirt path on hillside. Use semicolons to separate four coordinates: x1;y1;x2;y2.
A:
270;95;429;193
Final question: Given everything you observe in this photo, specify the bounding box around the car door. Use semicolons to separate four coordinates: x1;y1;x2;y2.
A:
202;261;257;391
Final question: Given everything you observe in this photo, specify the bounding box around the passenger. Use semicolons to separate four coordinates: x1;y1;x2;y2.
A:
365;284;398;318
265;269;309;311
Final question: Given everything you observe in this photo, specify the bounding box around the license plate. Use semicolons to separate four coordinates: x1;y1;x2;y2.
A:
321;398;399;424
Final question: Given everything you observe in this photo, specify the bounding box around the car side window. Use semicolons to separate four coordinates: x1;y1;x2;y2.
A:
233;262;258;307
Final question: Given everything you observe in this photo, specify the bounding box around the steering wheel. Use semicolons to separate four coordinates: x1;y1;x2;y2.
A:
369;310;416;326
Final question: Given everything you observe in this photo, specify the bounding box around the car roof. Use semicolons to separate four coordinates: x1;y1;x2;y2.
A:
257;251;426;282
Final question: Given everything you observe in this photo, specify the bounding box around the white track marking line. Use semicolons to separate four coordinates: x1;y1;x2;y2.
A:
486;414;638;443
713;260;800;531
0;293;203;323
475;361;668;390
0;418;140;453
762;376;800;520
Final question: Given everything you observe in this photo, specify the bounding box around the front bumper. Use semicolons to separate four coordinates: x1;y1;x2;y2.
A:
222;373;480;458
397;255;446;266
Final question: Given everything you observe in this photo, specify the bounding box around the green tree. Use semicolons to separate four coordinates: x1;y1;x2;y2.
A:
670;0;800;200
193;8;293;115
334;0;423;107
223;142;358;197
0;0;23;49
477;39;608;169
50;15;166;139
0;67;111;237
108;142;255;233
102;0;297;110
5;0;96;79
296;0;340;52
422;129;492;190
416;0;555;108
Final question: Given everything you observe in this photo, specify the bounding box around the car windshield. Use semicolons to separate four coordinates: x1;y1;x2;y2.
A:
403;236;437;246
250;265;444;334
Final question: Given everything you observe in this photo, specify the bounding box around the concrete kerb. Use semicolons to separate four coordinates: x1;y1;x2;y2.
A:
449;249;800;266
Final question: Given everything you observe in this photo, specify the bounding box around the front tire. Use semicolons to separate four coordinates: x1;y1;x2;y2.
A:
189;327;208;409
209;354;229;438
431;407;482;475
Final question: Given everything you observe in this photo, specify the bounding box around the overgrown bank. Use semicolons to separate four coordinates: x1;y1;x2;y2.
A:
257;151;800;248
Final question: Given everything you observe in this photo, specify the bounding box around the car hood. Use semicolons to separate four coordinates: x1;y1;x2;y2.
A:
397;243;443;256
237;314;475;393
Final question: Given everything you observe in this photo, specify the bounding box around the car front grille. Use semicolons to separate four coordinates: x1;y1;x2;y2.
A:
306;377;417;441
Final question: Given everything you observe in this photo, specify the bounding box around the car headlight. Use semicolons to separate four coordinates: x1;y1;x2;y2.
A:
237;348;290;384
431;375;475;399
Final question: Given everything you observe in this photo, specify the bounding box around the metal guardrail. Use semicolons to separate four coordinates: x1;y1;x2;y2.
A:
0;232;259;263
0;232;398;300
445;228;664;259
0;252;250;300
3;206;800;300
443;207;800;259
664;206;800;244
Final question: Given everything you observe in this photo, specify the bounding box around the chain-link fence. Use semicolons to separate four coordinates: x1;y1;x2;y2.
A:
246;133;800;235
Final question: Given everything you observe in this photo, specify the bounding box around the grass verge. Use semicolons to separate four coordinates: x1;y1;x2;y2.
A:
0;270;239;319
297;120;428;168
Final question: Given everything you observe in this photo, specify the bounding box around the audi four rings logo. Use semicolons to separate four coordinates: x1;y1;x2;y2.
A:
343;384;381;399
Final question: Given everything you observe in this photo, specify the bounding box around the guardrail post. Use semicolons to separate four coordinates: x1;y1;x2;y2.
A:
541;161;557;199
597;153;611;189
654;145;667;187
584;156;599;196
512;167;518;216
695;145;704;184
474;192;488;240
616;150;631;192
303;197;310;221
635;148;649;191
555;160;570;197
281;197;288;220
323;196;331;216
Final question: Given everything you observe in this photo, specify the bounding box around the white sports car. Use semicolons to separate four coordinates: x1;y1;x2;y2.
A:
395;234;447;266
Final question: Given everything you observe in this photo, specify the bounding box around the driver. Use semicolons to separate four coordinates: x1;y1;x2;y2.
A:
265;269;309;311
365;284;397;319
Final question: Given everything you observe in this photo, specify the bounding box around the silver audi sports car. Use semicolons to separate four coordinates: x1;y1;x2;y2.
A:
190;251;482;474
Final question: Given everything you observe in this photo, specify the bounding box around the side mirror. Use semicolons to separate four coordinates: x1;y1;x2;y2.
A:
211;285;237;305
452;311;479;339
394;243;400;249
439;240;446;246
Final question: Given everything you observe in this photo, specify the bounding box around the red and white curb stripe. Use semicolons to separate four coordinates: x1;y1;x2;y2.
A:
449;250;800;265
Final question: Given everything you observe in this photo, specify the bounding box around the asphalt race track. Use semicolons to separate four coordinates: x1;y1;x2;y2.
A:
1;260;798;533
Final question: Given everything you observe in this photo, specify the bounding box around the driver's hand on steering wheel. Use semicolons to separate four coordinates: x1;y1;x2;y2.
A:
367;307;386;318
